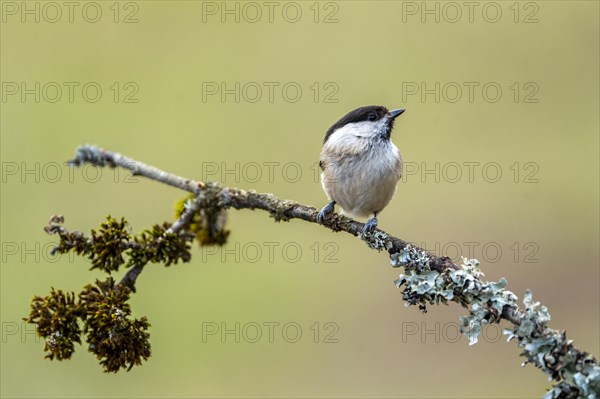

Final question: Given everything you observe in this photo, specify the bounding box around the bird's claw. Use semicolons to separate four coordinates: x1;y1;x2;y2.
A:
362;217;378;234
317;201;335;224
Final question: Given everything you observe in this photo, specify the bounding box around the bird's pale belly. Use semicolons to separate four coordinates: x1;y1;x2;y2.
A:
321;151;401;218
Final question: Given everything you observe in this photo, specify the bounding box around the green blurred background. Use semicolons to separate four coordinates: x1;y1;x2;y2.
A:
1;1;598;397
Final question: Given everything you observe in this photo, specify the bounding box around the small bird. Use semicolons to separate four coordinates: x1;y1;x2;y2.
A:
316;105;405;234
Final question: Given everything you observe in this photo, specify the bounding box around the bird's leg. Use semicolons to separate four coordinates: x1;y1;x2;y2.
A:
363;212;378;234
317;201;336;224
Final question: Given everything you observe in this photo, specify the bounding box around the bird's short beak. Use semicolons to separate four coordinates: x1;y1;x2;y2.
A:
389;109;405;119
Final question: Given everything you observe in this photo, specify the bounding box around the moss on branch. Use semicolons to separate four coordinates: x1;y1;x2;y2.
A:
24;145;598;397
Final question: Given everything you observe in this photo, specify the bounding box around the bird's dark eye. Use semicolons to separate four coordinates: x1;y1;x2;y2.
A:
367;113;377;121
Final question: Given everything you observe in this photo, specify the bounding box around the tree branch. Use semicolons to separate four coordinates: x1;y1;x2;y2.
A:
118;194;205;288
64;144;598;397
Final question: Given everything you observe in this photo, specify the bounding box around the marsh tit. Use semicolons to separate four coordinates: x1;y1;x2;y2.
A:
316;105;405;234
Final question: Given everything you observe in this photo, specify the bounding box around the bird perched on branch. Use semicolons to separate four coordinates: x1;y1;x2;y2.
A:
317;105;405;234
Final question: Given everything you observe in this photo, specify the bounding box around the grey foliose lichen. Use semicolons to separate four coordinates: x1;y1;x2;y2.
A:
392;244;454;312
391;246;599;396
454;259;517;345
361;230;388;251
504;291;600;398
390;243;431;270
67;144;107;167
391;247;517;344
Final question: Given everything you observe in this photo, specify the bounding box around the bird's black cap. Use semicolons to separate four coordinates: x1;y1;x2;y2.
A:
323;105;404;144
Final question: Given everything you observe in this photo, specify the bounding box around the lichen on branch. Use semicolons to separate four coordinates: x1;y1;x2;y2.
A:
24;145;598;397
80;278;151;372
25;278;151;373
